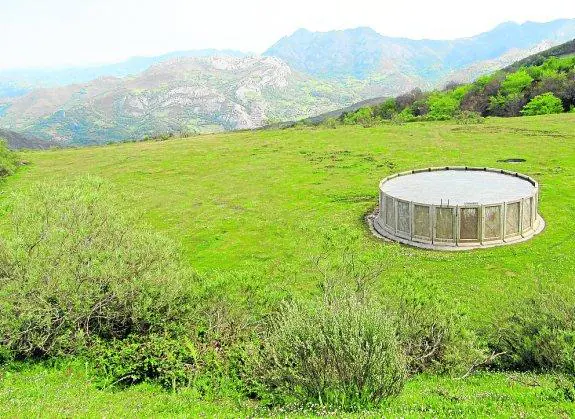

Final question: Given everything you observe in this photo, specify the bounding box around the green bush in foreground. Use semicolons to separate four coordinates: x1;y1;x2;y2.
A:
251;286;406;411
0;177;196;359
521;93;565;116
491;292;575;374
90;334;198;390
391;283;487;376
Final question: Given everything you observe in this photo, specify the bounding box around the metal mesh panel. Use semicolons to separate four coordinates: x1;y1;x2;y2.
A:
397;201;410;234
523;198;533;230
506;202;520;236
385;196;395;229
413;205;430;238
435;207;454;240
484;206;502;240
460;208;479;241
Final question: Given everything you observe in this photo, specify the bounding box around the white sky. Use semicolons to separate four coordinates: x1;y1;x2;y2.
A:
2;0;575;70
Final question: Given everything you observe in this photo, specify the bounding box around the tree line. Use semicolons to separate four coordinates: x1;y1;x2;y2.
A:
335;55;575;127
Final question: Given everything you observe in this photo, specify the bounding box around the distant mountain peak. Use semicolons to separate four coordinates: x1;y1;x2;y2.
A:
264;18;575;80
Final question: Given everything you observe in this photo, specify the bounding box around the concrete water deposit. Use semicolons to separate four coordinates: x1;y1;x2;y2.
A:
371;167;544;250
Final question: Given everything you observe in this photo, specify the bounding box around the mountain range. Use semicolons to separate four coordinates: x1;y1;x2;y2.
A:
1;19;575;147
265;20;575;81
0;57;357;145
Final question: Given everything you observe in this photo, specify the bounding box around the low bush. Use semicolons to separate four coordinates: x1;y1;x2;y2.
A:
389;282;487;376
321;117;338;129
342;107;379;127
454;110;484;124
90;333;197;390
490;293;575;374
521;92;565;116
0;176;196;359
392;107;416;123
251;287;406;411
246;247;490;411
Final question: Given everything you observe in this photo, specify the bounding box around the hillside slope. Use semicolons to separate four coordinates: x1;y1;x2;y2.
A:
3;113;575;416
504;38;575;71
0;128;54;150
0;57;359;145
306;38;575;124
7;113;575;311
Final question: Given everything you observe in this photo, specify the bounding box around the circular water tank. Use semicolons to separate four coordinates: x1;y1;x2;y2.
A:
372;167;544;250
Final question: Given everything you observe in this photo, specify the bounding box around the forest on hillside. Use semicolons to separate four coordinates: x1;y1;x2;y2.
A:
335;55;575;126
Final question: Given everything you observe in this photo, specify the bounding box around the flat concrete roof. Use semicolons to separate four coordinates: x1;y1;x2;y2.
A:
381;169;536;206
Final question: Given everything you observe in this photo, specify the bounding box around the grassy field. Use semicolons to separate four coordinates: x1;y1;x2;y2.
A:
2;113;575;415
1;361;573;417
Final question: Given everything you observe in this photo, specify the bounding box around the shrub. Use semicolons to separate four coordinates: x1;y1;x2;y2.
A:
321;117;338;129
90;333;198;390
489;93;528;117
455;110;484;125
251;289;406;411
490;293;575;374
427;93;460;120
389;282;487;376
92;284;258;394
342;107;378;127
0;176;196;358
521;93;565;116
373;99;398;119
392;107;416;123
501;69;534;96
0;139;17;178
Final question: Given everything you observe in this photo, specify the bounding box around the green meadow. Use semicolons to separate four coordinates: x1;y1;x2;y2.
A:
1;113;575;416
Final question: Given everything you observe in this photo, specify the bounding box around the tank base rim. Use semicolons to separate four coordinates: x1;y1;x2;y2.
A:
367;209;545;251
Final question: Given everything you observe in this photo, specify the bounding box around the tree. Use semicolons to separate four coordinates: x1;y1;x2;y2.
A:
395;88;424;111
521;93;564;116
501;69;534;96
461;74;504;116
427;93;460;120
342;107;377;127
557;78;575;110
373;99;398;119
488;93;528;117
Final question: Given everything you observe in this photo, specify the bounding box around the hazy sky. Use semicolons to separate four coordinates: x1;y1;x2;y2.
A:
2;0;575;70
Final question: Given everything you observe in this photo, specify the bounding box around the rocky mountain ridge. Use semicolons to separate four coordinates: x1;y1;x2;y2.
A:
0;56;359;145
2;19;575;146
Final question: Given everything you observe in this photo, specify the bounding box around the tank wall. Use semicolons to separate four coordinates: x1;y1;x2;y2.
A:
379;191;539;247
